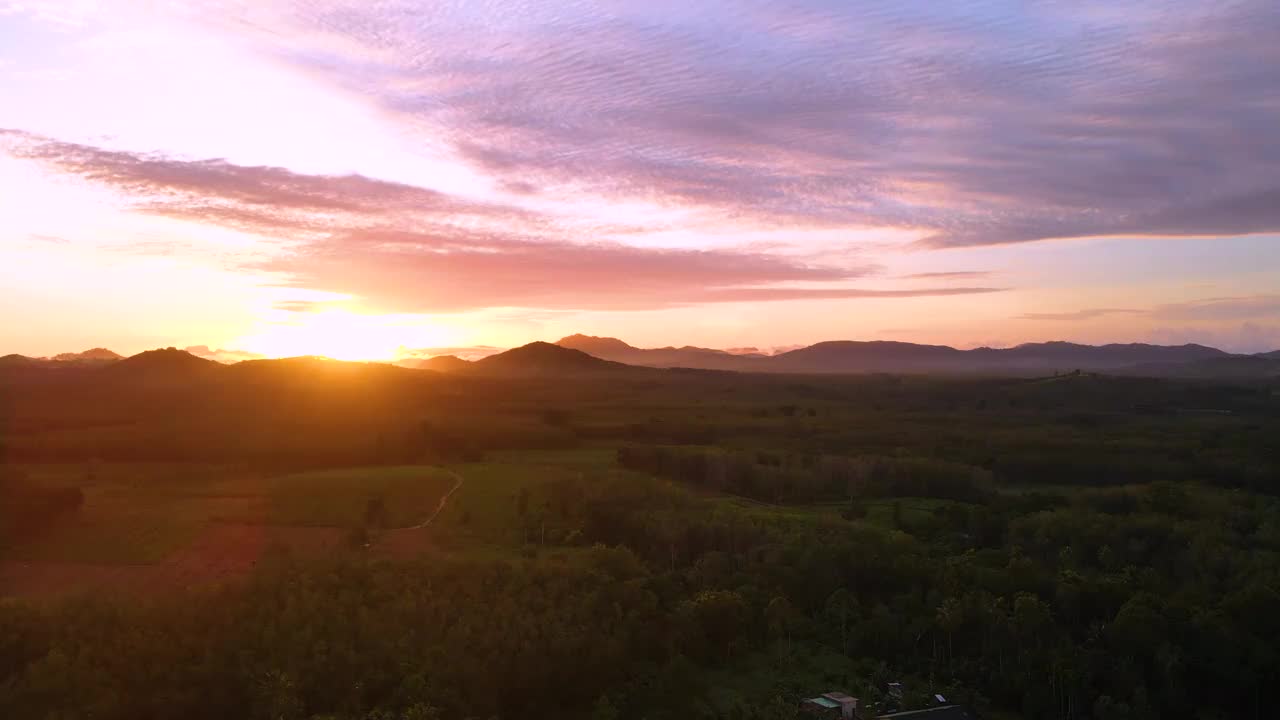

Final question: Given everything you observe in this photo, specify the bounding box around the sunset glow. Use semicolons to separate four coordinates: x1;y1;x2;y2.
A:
236;310;461;362
2;1;1278;358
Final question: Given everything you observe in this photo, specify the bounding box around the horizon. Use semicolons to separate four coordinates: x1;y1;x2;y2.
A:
3;2;1279;358
10;332;1276;365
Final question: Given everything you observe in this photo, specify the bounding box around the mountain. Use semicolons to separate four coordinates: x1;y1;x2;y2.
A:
0;353;41;367
557;334;764;370
472;341;633;375
51;348;123;363
557;335;1240;375
399;355;473;373
1257;350;1280;360
105;348;222;381
967;342;1228;372
770;340;964;373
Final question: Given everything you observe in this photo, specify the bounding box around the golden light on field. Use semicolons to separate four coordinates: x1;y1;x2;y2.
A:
235;309;459;362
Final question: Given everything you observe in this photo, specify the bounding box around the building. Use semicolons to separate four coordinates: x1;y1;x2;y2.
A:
801;692;860;720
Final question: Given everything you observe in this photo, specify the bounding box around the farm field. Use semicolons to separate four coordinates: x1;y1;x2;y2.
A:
1;463;457;598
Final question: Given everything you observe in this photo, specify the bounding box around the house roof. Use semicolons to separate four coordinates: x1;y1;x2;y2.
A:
804;697;842;709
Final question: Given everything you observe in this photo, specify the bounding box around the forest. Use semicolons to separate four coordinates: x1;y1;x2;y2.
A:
2;358;1279;720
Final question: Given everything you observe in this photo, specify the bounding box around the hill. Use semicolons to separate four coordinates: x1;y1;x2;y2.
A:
770;340;963;373
398;355;473;373
51;348;123;363
473;341;634;375
105;347;222;381
0;353;41;368
967;341;1228;372
558;335;1238;375
557;334;764;370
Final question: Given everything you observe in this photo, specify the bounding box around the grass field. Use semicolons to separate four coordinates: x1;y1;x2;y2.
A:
1;462;459;592
265;465;457;528
5;463;252;564
436;448;615;544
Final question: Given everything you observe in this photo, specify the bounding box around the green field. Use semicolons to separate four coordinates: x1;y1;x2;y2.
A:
266;465;457;528
3;463;458;565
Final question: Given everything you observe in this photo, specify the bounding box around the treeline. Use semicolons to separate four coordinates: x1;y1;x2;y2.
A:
0;414;576;467
616;446;994;504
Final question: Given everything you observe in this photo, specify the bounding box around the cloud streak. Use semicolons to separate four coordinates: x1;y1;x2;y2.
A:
1017;308;1143;322
1017;295;1280;324
6;129;1000;311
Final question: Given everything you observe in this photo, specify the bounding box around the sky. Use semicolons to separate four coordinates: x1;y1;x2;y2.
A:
1;0;1278;360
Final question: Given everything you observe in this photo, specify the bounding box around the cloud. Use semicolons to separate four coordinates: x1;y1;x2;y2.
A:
901;271;992;281
272;300;330;313
1016;308;1143;321
262;230;997;311
189;0;1280;246
0;129;511;237
397;346;504;362
1151;295;1280;322
7;130;1001;311
184;345;265;363
1016;296;1280;323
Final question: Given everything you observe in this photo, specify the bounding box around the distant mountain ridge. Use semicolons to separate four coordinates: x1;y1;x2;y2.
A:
3;339;1278;379
557;334;769;370
51;348;123;363
557;335;1275;376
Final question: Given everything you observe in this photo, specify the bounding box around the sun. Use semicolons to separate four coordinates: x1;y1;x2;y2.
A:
236;309;457;361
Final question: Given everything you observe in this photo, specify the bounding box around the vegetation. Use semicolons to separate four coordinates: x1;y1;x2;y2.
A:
266;466;457;528
2;362;1279;719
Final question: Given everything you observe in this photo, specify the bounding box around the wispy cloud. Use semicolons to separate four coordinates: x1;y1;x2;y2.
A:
1151;295;1280;322
901;271;992;281
1017;308;1143;321
1027;296;1280;324
189;0;1280;246
6;129;1000;311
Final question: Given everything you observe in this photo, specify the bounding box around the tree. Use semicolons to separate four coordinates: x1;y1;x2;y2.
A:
365;496;389;529
766;596;798;654
823;588;856;654
592;695;619;720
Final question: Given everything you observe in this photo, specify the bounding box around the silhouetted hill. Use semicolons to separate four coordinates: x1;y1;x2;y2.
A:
1258;350;1280;360
51;348;123;363
557;334;635;356
400;355;472;373
224;356;419;387
557;334;763;370
0;354;41;368
474;342;633;375
771;340;964;373
558;334;1240;375
106;348;222;381
967;342;1229;372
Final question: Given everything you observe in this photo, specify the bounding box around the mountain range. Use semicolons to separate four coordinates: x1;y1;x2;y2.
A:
4;336;1279;379
554;334;1279;376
